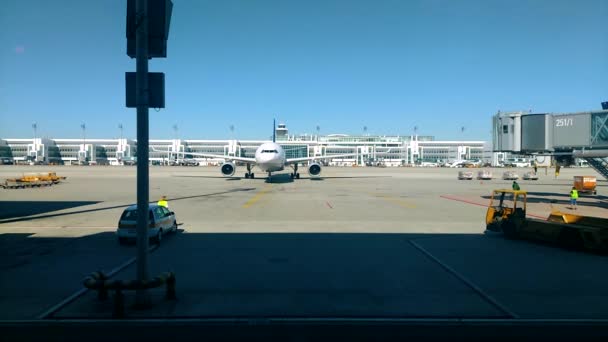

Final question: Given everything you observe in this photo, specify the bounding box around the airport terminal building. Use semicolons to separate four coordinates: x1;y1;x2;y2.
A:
0;124;490;166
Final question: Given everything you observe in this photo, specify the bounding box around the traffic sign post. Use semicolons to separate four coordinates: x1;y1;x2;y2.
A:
126;0;172;307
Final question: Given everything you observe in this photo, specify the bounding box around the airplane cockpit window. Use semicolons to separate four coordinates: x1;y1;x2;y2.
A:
261;150;278;153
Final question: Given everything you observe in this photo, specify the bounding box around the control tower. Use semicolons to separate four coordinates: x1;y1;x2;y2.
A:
275;123;288;141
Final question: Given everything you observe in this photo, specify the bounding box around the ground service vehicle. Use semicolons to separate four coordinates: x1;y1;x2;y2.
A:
573;176;597;195
180;159;200;166
477;170;492;180
502;171;519;180
485;189;608;252
485;189;527;238
1;172;66;189
116;204;177;245
457;171;473;180
522;172;538;180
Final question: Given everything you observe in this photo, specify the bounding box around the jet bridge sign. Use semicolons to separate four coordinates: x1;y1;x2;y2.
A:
552;113;591;148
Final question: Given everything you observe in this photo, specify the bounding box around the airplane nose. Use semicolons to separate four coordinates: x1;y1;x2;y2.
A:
257;155;273;164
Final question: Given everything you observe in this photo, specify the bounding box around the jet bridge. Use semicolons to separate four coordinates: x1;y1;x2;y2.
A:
492;109;608;179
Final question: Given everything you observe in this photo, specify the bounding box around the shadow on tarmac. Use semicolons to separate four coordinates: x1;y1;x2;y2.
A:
480;193;608;209
265;173;294;184
0;201;100;220
526;191;606;198
173;174;391;181
3;231;608;340
0;188;256;224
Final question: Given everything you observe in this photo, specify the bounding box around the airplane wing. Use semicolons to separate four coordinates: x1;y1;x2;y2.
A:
151;148;256;163
286;153;357;164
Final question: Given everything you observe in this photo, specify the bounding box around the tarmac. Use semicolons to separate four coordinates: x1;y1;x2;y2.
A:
1;165;608;326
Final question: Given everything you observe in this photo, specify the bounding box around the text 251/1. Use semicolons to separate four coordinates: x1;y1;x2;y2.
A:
555;118;573;127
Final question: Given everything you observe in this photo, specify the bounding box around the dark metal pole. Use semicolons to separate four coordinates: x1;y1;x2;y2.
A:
135;0;150;306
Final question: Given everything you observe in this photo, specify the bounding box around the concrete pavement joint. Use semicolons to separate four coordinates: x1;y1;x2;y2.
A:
37;244;159;320
408;239;520;319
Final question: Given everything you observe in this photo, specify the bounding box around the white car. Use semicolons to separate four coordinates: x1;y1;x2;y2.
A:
116;204;177;245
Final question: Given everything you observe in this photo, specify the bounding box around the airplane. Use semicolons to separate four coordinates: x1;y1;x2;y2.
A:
157;120;357;181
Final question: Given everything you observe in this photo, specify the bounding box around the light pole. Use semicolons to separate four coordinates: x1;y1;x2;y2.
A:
117;123;124;164
316;125;320;141
81;123;86;161
172;124;179;161
460;126;466;160
31;122;38;162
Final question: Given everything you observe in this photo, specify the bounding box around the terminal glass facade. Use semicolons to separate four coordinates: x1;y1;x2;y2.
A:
0;134;489;166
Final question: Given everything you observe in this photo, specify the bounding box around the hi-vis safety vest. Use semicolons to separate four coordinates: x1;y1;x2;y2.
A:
157;200;168;208
570;190;579;199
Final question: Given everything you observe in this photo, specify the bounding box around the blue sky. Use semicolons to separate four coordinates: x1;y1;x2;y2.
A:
1;0;607;140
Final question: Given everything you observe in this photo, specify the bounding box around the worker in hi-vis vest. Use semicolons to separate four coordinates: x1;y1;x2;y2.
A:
570;187;578;210
157;195;169;208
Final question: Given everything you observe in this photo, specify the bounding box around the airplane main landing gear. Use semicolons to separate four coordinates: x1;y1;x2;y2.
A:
290;163;300;179
245;163;254;179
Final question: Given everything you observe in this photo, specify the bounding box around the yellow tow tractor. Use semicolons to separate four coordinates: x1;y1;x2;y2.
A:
485;189;608;252
485;189;527;239
1;172;67;189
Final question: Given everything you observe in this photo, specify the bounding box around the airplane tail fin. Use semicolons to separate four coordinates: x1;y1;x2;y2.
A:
273;119;276;143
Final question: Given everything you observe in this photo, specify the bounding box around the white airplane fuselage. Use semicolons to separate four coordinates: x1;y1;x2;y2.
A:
254;142;286;173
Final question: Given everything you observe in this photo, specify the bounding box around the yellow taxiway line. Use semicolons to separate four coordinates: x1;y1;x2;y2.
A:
242;185;272;208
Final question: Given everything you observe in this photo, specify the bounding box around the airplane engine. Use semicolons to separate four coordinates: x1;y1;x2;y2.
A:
220;162;236;177
308;162;322;176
